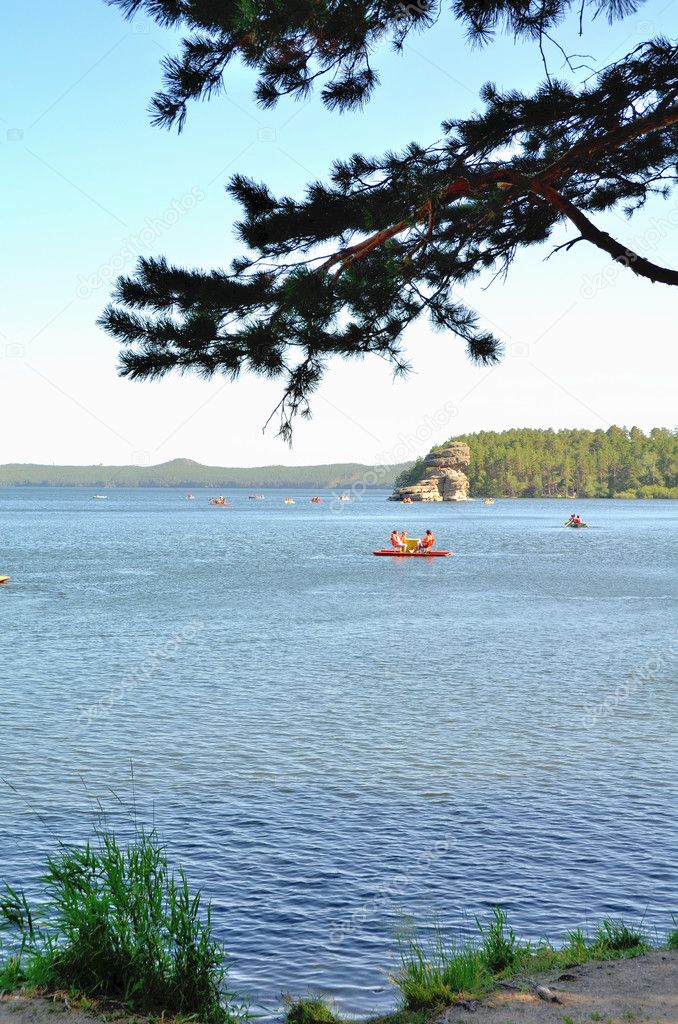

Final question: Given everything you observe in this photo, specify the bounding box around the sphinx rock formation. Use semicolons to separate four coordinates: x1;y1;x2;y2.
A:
390;442;471;501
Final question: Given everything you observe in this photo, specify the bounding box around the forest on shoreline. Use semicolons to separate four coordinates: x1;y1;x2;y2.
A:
3;428;677;496
396;427;678;498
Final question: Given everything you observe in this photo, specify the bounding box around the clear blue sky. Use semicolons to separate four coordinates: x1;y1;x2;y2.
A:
1;0;677;466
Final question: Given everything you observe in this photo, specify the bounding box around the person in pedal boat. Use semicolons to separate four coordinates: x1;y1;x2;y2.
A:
390;529;407;552
418;529;435;551
565;513;577;526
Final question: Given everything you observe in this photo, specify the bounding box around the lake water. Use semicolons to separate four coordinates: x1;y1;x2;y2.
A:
0;489;676;1014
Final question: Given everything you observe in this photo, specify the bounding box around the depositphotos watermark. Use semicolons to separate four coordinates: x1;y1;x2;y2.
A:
75;186;205;300
77;620;204;727
327;836;454;948
330;400;459;510
395;0;435;20
580;204;678;300
582;635;678;729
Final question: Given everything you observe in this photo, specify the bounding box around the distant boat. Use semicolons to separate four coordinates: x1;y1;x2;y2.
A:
0;575;10;585
310;496;322;504
209;497;229;506
338;494;351;502
185;492;195;500
92;494;107;500
483;499;495;505
283;497;295;504
249;494;265;500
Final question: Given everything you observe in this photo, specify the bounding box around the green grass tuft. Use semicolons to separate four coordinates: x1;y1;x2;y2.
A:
0;955;25;991
562;926;590;963
0;830;246;1024
592;920;646;954
477;906;518;974
284;994;340;1024
391;908;658;1012
393;926;494;1010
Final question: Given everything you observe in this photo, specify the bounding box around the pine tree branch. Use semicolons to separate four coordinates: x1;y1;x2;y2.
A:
318;103;678;280
100;26;678;440
531;182;678;285
539;102;678;184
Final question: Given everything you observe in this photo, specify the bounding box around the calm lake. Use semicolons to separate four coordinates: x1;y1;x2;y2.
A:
1;489;676;1013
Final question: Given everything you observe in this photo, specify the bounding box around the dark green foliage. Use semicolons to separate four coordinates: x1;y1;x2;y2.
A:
395;458;427;489
396;426;678;498
106;0;645;126
0;831;244;1024
101;2;678;439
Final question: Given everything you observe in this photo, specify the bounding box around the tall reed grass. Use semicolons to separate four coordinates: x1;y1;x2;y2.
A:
0;830;246;1024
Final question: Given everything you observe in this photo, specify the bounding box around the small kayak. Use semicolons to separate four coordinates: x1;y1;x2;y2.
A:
0;576;10;584
373;549;452;557
564;522;588;528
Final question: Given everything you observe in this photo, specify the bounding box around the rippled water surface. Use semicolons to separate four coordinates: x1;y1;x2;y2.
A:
1;489;676;1012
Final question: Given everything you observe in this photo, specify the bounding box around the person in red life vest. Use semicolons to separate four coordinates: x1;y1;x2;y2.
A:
390;529;409;552
418;529;435;551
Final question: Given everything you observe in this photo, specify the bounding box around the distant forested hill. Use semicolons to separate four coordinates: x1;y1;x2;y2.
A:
396;427;678;498
0;458;411;488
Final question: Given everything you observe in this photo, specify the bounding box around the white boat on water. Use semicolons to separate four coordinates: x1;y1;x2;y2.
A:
92;494;107;500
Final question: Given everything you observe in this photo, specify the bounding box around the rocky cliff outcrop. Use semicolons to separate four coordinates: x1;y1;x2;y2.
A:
389;442;471;501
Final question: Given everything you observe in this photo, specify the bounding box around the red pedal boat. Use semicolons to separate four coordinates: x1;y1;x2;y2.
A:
372;549;452;557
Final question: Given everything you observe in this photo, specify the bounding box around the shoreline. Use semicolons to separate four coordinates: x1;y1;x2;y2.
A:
0;832;675;1024
1;950;676;1024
